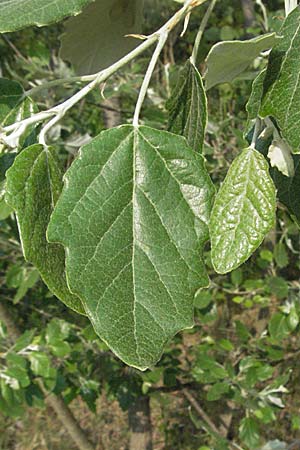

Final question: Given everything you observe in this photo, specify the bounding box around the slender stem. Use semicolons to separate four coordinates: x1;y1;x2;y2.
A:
133;31;168;127
191;0;217;65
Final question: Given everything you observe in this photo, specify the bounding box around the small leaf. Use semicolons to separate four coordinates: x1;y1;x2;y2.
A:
260;8;300;150
48;125;215;369
274;242;289;268
239;417;260;449
210;147;276;274
5;145;84;315
28;352;51;378
268;139;295;177
204;33;277;90
0;0;94;33
167;59;207;152
269;312;290;341
0;78;23;124
268;276;289;299
60;0;144;75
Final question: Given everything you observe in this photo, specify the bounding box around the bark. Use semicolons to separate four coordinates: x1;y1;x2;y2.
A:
102;97;122;129
128;396;153;450
0;300;95;450
240;0;255;29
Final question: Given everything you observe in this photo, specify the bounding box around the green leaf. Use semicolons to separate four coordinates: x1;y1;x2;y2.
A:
207;382;230;401
0;78;23;124
167;59;207;153
268;276;288;299
269;312;290;341
204;33;277;90
0;0;94;33
246;69;266;122
210;147;276;274
260;8;300;150
274;242;289;268
28;352;51;377
272;155;300;225
239;417;260;448
48;125;215;369
60;0;143;75
5;144;84;315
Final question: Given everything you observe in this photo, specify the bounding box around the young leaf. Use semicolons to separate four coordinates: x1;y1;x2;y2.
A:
205;33;276;90
210;147;276;274
60;0;144;75
0;0;94;33
260;8;300;150
239;417;260;448
167;59;207;153
5;145;85;315
47;125;215;370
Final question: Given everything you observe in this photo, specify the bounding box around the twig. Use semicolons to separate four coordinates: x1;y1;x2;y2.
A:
182;388;221;435
191;0;217;65
1;0;207;147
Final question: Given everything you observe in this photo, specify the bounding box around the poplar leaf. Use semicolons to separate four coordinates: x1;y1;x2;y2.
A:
47;125;215;369
210;147;276;274
205;33;277;90
60;0;144;75
0;0;94;33
260;7;300;150
0;79;23;124
246;69;266;122
5;145;85;315
167;59;207;153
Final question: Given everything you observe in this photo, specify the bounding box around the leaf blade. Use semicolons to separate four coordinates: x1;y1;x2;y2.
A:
260;7;300;150
0;0;94;33
167;59;207;153
48;125;215;369
210;147;276;274
5;145;84;315
205;33;277;90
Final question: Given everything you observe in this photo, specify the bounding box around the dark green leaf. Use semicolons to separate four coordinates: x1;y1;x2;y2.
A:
210;147;276;274
0;78;23;124
0;0;94;33
5;145;84;315
48;125;215;369
246;69;266;122
260;8;300;150
167;59;207;152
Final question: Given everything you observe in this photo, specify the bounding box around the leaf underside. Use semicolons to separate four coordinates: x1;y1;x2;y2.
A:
204;33;277;90
0;0;94;33
47;125;215;369
60;0;143;75
167;59;207;153
260;7;300;150
5;145;85;315
210;147;276;274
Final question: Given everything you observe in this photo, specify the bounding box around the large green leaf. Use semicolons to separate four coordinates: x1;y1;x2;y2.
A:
204;33;276;90
167;59;207;153
0;0;94;33
260;7;300;150
5;145;84;315
60;0;143;75
210;147;276;274
47;125;215;369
